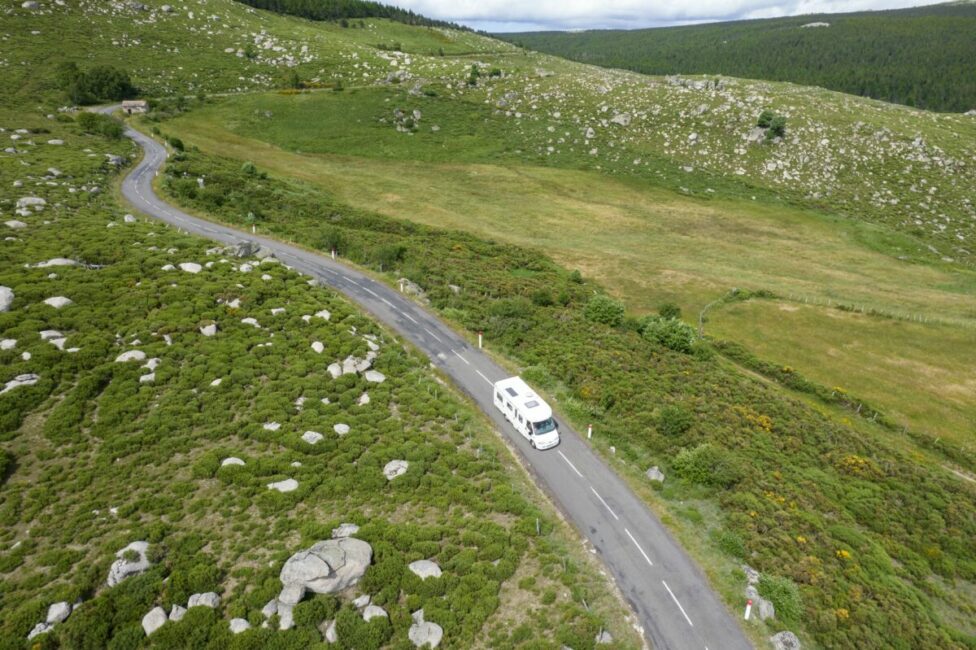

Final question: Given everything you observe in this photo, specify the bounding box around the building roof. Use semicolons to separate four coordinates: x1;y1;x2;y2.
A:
494;376;553;422
121;100;147;107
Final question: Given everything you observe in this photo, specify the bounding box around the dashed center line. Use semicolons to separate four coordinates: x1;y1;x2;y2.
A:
590;486;619;521
557;450;584;478
451;349;470;365
624;528;654;567
402;313;419;325
475;369;493;386
662;580;694;627
425;327;444;343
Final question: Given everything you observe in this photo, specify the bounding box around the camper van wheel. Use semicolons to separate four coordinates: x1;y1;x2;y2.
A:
530;439;536;449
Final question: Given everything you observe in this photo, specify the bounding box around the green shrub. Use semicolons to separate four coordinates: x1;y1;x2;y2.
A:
57;62;137;104
167;136;185;151
657;404;693;436
76;112;125;140
672;443;743;487
640;316;696;353
584;294;624;327
757;109;775;128
658;302;682;320
758;574;802;623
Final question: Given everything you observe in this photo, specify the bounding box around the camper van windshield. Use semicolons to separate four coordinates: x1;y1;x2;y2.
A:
532;418;556;435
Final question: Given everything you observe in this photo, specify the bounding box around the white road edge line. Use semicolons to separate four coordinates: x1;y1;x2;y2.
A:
452;349;470;365
624;528;654;567
590;486;619;521
475;369;493;386
662;580;694;627
557;450;584;478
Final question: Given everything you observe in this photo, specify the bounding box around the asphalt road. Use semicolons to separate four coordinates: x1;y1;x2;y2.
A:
112;113;754;650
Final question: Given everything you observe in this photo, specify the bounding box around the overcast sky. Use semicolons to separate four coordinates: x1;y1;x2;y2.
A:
384;0;934;32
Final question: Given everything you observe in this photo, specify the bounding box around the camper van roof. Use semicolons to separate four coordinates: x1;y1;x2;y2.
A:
494;376;553;421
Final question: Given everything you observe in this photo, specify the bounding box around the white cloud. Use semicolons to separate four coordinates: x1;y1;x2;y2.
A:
385;0;934;31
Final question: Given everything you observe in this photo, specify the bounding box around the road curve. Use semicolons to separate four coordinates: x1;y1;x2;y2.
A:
111;111;753;650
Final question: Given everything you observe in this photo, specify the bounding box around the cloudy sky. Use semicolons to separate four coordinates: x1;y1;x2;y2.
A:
385;0;934;32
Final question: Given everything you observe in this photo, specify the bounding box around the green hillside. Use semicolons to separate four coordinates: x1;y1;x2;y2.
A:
4;0;976;649
504;2;976;113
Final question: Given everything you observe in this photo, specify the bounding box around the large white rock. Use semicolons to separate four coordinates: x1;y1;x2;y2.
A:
229;618;251;634
770;631;802;650
352;594;371;609
268;478;299;493
302;431;323;445
46;601;71;624
16;197;46;210
0;339;16;350
408;560;441;580
5;220;27;229
241;317;260;328
645;466;665;482
142;607;167;636
261;599;278;618
43;296;73;309
314;309;331;320
327;363;342;379
365;370;386;384
187;592;220;608
0;286;13;312
408;612;443;649
221;457;245;467
324;618;338;643
33;258;80;268
311;341;324;354
279;538;373;599
263;422;281;431
333;423;350;436
179;262;202;274
200;323;217;336
0;373;39;396
107;541;150;586
115;350;146;363
384;460;409;481
362;604;387;621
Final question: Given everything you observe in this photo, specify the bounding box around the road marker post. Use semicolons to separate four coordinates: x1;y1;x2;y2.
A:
251;225;255;234
744;599;752;620
587;424;592;439
399;280;404;293
478;331;483;349
331;249;336;260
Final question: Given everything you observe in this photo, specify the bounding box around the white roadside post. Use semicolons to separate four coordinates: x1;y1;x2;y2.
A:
587;424;592;439
331;248;336;260
399;280;404;293
478;331;483;349
744;599;753;620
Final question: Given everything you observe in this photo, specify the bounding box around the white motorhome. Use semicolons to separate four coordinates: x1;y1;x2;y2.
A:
493;376;560;450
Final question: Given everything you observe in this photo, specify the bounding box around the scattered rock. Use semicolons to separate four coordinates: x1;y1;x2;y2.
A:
327;363;342;379
742;564;760;585
323;618;338;643
314;309;331;320
5;220;27;229
365;370;386;383
0;286;14;312
241;317;260;328
645;466;665;482
139;372;155;384
332;523;359;538
408;610;442;648
33;258;80;268
610;113;631;127
43;296;73;309
261;599;278;619
221;457;245;467
352;594;371;609
408;560;441;580
187;592;220;609
27;622;51;641
358;392;370;406
268;478;299;493
279;538;373;601
169;604;186;621
107;541;150;586
333;423;350;436
746;585;775;620
124;214;137;223
263;422;281;431
362;604;387;621
595;630;613;644
142;607;167;636
383;459;409;481
46;602;71;625
302;431;323;445
22;1;40;9
311;341;324;354
115;350;146;363
769;631;801;650
229;618;251;634
179;262;202;274
0;339;15;350
200;323;218;336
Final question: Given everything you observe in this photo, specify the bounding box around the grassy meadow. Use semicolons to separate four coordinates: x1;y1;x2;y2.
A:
166;88;976;443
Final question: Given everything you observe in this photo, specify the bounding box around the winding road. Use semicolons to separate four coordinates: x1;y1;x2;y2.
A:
111;111;753;650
